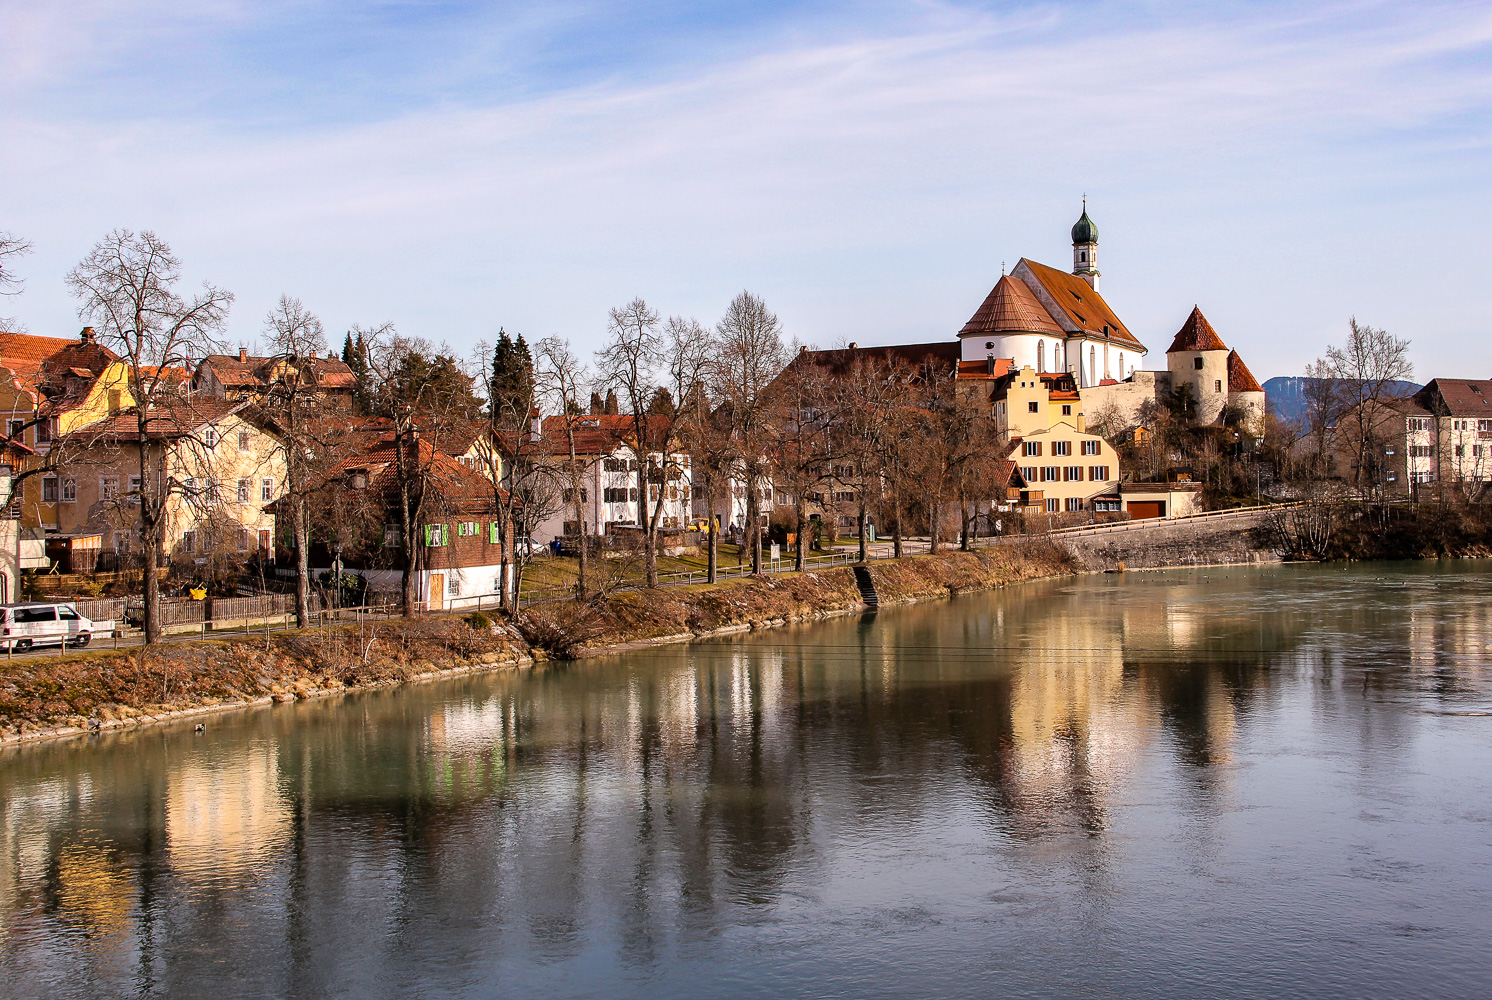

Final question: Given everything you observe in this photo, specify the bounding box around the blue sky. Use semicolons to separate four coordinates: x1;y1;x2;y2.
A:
2;1;1490;381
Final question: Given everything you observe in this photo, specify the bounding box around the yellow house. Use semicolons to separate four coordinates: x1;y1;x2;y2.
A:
994;366;1123;514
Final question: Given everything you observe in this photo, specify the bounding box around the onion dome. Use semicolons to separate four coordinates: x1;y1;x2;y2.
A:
1071;208;1098;245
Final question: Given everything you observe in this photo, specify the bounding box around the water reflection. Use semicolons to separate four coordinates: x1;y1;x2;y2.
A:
2;562;1492;999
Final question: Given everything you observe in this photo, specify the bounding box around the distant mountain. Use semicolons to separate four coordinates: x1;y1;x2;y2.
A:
1263;376;1422;424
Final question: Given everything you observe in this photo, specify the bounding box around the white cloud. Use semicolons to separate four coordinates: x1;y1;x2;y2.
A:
1;1;1489;380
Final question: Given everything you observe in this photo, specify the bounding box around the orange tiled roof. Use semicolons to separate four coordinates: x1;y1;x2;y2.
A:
956;358;1015;380
1166;307;1229;353
1017;260;1144;350
959;275;1064;336
1226;350;1263;393
0;331;80;377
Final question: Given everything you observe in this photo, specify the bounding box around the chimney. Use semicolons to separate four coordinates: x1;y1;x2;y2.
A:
847;342;857;350
986;356;995;376
79;327;96;343
239;348;248;363
589;391;604;415
529;408;542;442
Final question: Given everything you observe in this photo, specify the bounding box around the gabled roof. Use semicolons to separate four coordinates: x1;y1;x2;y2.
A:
326;437;503;512
959;275;1064;336
1166;307;1229;353
533;414;675;456
791;342;961;377
1420;379;1492;416
0;331;77;377
1226;350;1263;393
198;353;358;391
69;398;249;441
1016;259;1144;350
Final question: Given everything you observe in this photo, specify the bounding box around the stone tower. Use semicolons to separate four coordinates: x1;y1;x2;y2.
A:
1165;306;1232;425
1071;201;1099;290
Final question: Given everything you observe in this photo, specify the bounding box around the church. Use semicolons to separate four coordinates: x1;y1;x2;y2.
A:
952;205;1266;439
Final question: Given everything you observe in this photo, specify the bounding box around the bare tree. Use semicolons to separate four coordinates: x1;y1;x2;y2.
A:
1323;318;1413;488
0;230;32;328
66;230;233;643
535;337;594;597
772;356;839;571
261;295;331;626
714;291;788;575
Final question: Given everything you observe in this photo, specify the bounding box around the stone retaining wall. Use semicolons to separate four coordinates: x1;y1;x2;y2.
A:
1052;511;1279;572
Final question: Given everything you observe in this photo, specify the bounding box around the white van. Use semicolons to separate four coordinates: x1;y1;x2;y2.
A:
1;603;115;652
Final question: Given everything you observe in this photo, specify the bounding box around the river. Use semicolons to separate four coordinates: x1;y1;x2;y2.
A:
2;562;1491;998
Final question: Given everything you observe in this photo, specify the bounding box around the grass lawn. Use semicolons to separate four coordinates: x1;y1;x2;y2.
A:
515;541;858;595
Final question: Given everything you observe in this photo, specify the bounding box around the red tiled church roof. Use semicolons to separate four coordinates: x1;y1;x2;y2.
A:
959;275;1064;336
1017;259;1145;350
1226;350;1263;393
1166;307;1229;353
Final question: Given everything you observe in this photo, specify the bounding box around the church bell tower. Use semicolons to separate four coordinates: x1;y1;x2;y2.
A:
1071;199;1099;291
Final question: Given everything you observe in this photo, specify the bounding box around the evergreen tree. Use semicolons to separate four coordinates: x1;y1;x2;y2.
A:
341;332;355;366
490;327;535;421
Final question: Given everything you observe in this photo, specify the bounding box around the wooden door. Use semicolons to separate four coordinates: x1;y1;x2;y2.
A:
1127;501;1165;520
429;574;445;611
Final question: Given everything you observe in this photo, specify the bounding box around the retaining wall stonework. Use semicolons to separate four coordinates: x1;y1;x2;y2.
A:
1052;512;1280;572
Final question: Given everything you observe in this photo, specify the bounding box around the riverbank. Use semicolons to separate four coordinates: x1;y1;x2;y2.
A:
1;539;1076;745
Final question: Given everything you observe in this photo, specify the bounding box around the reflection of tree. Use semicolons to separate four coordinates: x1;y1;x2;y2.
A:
4;567;1458;992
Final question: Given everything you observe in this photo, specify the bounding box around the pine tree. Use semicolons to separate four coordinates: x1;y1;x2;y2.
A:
341;332;355;366
490;327;535;422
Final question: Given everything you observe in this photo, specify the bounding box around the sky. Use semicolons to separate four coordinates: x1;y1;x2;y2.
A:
1;0;1490;383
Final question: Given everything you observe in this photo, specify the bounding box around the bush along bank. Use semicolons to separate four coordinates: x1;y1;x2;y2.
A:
1268;500;1492;562
2;540;1076;744
0;616;532;743
515;538;1078;658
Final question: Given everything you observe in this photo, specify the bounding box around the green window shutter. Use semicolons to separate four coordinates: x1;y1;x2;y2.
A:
489;521;499;544
424;524;434;547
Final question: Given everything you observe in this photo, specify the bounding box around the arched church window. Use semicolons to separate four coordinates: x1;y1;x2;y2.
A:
1090;347;1096;382
1037;341;1045;372
1118;352;1124;377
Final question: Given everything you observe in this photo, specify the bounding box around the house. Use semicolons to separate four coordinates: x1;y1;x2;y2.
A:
1324;380;1492;494
193;349;359;409
993;366;1131;515
507;414;694;546
299;436;513;609
55;398;286;570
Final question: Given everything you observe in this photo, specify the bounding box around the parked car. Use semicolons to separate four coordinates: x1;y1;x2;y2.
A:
1;602;115;651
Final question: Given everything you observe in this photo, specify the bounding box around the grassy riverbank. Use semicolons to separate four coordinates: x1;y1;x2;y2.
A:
0;539;1075;744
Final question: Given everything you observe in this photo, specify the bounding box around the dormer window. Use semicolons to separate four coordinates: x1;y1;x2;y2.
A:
351;473;368;490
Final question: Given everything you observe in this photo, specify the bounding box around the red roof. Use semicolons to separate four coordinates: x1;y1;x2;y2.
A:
533;413;675;455
1420;379;1492;416
959;275;1064;336
1167;307;1229;353
1016;260;1145;350
956;358;1015;380
1226;350;1263;393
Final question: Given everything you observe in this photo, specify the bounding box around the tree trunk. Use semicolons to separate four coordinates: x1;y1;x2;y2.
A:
960;499;972;552
292;499;310;627
928;494;940;554
142;518;162;644
892;487;903;559
794;495;807;572
575;496;588;599
400;488;418;618
707;512;718;584
857;503;868;563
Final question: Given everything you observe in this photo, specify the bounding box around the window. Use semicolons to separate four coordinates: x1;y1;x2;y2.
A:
489;521;502;544
562;488;588;503
100;476;119;501
384;525;401;548
1052;441;1071;457
1081;440;1100;456
1023;441;1042;457
1093;499;1121;512
1476;446;1486;458
1065;498;1082;512
35;419;50;445
456;521;479;536
1214;379;1223;393
12;607;55;624
58;607;79;622
41;477;58;502
1410;446;1434;458
1037;341;1045;372
238;429;251;452
1026;401;1039;414
61;478;75;503
1062;404;1072;416
1118;352;1124;377
1042;466;1059;482
424;523;448;547
6;420;23;441
1065;466;1083;481
1481;420;1492;433
447;575;460;597
1409;417;1429;431
238;478;251;503
1193;357;1204;370
128;475;141;503
204;427;219;448
1045;498;1059;513
1455;445;1465;458
1020;466;1036;482
182;530;196;553
261;478;274;502
1089;466;1110;481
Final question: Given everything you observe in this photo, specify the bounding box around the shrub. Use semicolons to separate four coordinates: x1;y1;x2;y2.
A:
464;610;492;631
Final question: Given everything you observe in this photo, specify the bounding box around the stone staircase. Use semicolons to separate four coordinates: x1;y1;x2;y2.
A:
852;565;879;610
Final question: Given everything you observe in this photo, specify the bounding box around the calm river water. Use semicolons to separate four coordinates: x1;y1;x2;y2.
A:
3;562;1492;998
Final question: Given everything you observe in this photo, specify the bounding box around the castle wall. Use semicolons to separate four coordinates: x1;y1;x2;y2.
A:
1078;370;1171;432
